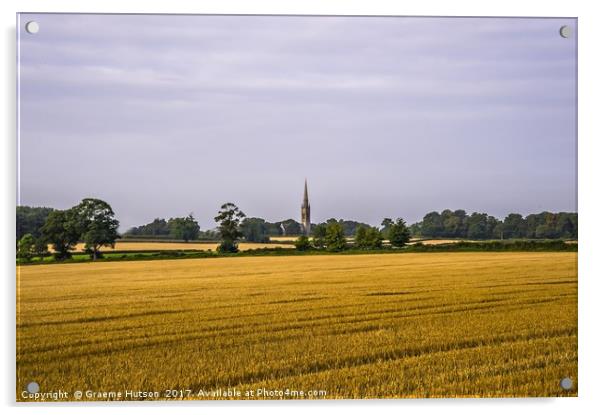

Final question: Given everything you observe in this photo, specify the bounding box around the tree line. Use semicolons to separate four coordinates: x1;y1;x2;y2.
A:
17;200;280;259
17;200;578;262
293;218;411;252
125;216;212;241
211;204;411;253
410;210;577;240
17;199;119;261
238;217;371;243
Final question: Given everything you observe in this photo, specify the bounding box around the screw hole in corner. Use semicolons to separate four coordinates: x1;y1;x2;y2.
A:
25;21;39;34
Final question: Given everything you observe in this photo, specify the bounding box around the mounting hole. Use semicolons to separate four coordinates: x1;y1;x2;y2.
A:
25;21;39;34
559;25;572;38
26;381;40;393
560;377;573;390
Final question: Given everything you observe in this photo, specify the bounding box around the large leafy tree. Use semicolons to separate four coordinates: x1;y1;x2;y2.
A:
420;211;444;237
388;218;411;248
365;227;383;249
325;222;346;251
355;226;383;249
214;203;246;253
168;214;200;242
72;198;120;260
41;209;81;260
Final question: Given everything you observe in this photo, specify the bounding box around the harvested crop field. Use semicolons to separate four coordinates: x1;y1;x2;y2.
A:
408;239;466;245
61;241;294;252
16;252;577;400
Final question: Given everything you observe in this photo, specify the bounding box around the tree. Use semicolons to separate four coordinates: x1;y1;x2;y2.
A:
365;227;384;249
319;218;370;237
325;222;346;251
126;218;170;236
487;215;502;238
294;235;311;251
16;206;54;241
312;224;327;249
408;222;422;237
276;219;302;236
17;234;34;261
466;213;489;239
380;218;394;239
41;209;80;260
503;213;526;239
214;203;246;253
388;218;411;247
421;212;444;237
72;198;120;260
493;222;504;240
441;209;468;238
241;218;270;243
354;226;368;248
356;226;383;249
32;236;49;259
168;214;200;242
338;220;371;236
556;212;577;239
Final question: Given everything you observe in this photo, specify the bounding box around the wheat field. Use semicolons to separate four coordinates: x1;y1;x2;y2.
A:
16;252;577;400
268;236;299;242
61;241;294;252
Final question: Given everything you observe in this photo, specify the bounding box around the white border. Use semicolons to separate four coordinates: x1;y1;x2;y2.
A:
2;1;601;415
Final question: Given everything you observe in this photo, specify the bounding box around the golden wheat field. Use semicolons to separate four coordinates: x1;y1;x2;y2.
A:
61;241;294;252
408;239;468;245
16;252;577;400
268;236;299;242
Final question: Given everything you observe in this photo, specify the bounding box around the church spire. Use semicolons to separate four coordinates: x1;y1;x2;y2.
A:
303;179;309;204
301;179;311;236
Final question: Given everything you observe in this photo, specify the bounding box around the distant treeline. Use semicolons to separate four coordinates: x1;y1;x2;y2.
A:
17;206;55;240
125;216;371;242
410;210;577;240
125;217;216;241
18;205;578;245
408;239;577;252
238;217;371;242
17;199;119;261
126;217;312;241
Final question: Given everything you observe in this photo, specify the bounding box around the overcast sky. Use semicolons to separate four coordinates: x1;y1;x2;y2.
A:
18;14;577;230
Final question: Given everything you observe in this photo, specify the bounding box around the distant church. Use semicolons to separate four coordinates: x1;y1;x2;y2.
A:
301;179;311;236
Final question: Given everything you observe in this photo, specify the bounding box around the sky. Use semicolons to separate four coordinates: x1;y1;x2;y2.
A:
17;14;577;231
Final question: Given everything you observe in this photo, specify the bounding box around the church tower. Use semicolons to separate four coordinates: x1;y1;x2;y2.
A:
301;179;311;236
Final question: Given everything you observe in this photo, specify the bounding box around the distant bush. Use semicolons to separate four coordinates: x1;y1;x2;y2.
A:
294;235;311;251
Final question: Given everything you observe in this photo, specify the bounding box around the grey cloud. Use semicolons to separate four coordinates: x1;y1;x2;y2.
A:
18;14;577;230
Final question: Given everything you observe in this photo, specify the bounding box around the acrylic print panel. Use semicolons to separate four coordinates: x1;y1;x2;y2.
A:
16;13;577;401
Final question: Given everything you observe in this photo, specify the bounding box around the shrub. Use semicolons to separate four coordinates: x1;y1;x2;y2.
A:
217;240;239;254
17;234;35;261
294;235;311;251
